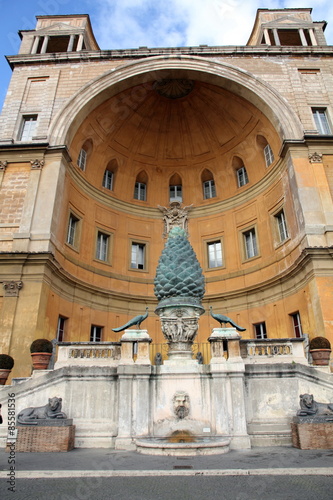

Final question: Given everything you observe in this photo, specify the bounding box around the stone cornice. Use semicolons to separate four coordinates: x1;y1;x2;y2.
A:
6;45;333;69
0;246;331;310
204;246;333;309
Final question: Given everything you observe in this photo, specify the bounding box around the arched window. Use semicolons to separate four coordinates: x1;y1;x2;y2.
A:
169;173;182;202
257;135;275;167
102;159;118;191
232;156;249;187
77;139;93;171
134;171;148;201
201;169;216;199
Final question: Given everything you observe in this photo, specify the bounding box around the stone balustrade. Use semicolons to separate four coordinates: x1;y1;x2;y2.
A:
240;338;307;364
54;342;121;368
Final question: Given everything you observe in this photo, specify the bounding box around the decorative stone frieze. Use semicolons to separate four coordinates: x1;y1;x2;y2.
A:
3;281;23;297
30;159;44;169
160;309;200;356
308;152;322;163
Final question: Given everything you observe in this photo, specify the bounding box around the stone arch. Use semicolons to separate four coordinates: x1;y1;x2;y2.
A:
48;56;303;146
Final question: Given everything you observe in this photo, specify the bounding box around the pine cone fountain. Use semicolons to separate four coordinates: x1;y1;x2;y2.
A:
154;227;205;360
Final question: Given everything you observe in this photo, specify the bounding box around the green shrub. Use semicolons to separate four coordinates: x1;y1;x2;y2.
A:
309;336;331;350
0;354;14;369
30;338;53;353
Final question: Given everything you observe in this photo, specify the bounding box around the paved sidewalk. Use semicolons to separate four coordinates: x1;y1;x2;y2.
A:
1;446;333;477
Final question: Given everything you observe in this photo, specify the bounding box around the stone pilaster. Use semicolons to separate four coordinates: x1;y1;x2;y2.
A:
115;366;135;450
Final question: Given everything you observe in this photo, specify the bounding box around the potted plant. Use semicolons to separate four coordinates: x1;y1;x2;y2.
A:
0;354;14;385
30;339;53;370
309;336;331;366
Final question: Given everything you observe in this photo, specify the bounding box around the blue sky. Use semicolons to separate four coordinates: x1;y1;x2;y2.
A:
1;0;333;111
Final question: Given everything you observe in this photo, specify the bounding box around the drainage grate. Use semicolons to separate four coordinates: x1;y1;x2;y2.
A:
173;465;193;470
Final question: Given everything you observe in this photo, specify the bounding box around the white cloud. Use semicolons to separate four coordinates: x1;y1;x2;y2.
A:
92;0;333;49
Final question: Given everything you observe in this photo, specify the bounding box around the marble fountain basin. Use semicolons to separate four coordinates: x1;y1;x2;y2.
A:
135;432;230;456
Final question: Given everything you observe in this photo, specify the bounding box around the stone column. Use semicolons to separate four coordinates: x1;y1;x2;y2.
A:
67;34;75;52
76;34;84;51
263;29;271;45
299;29;308;46
308;28;317;46
40;36;49;54
272;28;280;45
31;36;40;54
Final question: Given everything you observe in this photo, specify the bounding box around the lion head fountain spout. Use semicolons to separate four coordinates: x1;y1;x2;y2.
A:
154;226;205;360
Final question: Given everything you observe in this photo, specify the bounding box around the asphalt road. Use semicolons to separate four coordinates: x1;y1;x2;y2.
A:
1;475;333;500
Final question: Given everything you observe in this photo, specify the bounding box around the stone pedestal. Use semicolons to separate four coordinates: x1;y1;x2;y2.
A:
11;421;75;452
209;328;242;363
291;417;333;449
208;337;226;364
120;329;151;365
155;300;204;362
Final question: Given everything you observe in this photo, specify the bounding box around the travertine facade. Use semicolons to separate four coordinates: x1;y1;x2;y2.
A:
0;8;332;379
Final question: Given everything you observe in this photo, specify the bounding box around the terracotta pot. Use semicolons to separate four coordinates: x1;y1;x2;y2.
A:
310;349;331;366
0;369;11;385
31;352;52;370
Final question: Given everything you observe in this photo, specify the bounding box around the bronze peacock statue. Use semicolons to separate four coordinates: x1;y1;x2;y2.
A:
112;307;149;332
209;307;246;332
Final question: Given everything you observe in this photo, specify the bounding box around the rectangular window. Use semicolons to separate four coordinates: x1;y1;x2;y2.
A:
66;213;79;247
169;185;183;202
312;107;331;135
56;316;67;342
264;144;274;167
90;325;102;342
96;231;109;262
103;170;113;190
275;210;288;242
77;148;87;171
254;322;267;339
134;182;146;201
237;167;249;187
243;228;258;259
131;242;145;270
203;180;216;199
20;115;37;141
207;241;223;268
290;312;303;338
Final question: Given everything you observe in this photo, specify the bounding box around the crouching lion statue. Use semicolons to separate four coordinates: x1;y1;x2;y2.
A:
297;393;333;417
17;397;67;425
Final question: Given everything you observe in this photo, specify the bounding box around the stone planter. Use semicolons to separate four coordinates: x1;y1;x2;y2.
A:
310;349;331;366
31;352;52;370
0;369;11;385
